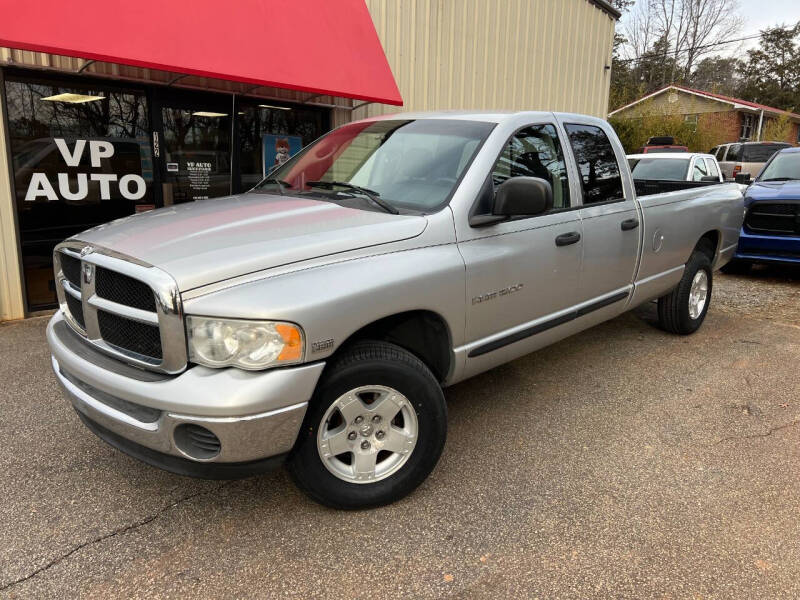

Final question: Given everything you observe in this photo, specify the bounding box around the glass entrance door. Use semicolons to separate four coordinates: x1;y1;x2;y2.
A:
159;98;232;204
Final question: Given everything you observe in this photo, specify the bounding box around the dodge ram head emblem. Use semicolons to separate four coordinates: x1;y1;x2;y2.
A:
82;263;93;285
79;245;94;257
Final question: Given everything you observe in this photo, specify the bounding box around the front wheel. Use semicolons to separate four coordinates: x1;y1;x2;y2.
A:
657;250;713;335
287;340;447;509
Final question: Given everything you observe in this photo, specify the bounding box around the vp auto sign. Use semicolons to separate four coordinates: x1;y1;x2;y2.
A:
24;138;147;202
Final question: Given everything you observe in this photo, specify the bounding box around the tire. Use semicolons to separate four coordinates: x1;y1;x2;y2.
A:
720;259;751;275
287;340;447;509
657;249;713;335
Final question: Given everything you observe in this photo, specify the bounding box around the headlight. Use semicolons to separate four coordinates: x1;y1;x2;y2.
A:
186;316;304;370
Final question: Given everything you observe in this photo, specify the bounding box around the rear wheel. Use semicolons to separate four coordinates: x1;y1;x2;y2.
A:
287;340;447;509
657;249;713;335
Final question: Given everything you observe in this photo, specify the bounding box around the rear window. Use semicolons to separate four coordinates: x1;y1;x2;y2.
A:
565;124;625;204
629;158;689;180
742;143;791;163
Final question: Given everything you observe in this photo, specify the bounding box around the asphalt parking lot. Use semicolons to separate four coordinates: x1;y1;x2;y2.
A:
1;267;799;599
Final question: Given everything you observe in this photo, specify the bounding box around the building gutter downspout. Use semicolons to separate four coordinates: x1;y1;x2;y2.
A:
756;109;764;141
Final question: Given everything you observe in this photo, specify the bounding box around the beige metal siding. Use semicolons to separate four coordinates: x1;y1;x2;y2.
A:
355;0;616;121
0;99;24;321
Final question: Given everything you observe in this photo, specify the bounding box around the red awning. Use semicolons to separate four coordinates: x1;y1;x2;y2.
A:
0;0;403;106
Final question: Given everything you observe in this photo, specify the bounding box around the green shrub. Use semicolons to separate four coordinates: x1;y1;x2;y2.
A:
608;99;728;154
609;113;717;153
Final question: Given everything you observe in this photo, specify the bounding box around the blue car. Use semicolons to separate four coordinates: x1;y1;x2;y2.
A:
726;147;800;271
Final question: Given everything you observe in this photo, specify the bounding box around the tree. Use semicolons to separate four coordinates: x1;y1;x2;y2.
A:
762;114;793;143
675;0;743;80
610;0;743;110
608;0;640;110
738;23;800;112
690;56;742;96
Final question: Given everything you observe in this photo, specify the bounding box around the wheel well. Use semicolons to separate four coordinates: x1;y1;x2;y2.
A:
694;230;719;261
337;311;452;383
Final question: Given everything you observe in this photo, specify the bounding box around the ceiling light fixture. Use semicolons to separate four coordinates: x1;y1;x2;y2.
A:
192;111;229;117
258;104;291;111
41;93;106;104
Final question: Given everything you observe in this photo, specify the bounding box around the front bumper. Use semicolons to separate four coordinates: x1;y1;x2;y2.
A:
734;229;800;264
47;312;325;473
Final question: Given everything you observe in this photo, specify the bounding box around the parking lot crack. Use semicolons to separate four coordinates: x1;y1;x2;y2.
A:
711;419;800;446
0;481;232;592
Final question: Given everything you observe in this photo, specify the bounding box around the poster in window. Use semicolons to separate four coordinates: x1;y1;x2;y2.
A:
262;134;302;176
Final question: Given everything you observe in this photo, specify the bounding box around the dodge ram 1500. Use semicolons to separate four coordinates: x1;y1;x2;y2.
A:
47;112;744;508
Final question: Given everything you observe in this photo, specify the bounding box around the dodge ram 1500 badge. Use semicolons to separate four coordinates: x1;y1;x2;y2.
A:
47;112;744;508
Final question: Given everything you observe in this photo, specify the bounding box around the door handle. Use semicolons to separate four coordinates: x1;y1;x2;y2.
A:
621;218;639;231
555;231;581;247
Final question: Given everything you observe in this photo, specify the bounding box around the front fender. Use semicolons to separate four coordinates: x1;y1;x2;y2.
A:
182;244;467;363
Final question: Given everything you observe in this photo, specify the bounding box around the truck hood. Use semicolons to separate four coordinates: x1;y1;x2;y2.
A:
746;181;800;205
74;193;428;291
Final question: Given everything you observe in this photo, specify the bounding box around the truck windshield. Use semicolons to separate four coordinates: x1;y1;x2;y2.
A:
629;158;690;180
254;119;494;212
757;152;800;181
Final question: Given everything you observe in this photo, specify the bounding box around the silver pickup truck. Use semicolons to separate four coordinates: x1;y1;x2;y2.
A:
47;112;744;509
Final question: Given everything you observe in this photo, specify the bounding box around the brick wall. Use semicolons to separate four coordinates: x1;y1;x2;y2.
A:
698;111;741;147
779;122;800;145
699;110;800;146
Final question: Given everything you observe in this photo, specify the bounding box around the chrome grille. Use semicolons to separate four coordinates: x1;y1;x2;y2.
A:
98;310;163;360
64;293;85;329
60;253;82;288
53;243;186;374
95;266;157;312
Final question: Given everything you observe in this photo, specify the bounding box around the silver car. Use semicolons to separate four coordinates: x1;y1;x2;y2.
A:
713;141;791;180
46;112;744;508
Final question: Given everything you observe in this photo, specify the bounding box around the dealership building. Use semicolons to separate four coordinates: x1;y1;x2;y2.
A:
0;0;618;320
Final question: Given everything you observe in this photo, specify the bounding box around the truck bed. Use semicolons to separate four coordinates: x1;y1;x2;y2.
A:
634;179;722;197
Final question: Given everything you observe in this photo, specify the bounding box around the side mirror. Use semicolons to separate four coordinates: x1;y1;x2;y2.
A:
734;172;752;184
493;177;553;217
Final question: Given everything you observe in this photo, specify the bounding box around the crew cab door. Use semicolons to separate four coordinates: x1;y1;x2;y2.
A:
456;122;582;366
560;119;640;310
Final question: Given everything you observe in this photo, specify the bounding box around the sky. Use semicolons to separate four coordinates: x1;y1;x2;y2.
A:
620;0;800;56
737;0;800;50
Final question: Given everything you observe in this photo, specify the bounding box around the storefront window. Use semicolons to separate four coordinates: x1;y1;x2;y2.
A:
161;105;231;203
2;72;333;313
4;77;153;310
237;103;327;190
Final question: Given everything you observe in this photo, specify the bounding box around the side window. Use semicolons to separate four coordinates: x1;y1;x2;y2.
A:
726;144;742;162
692;158;708;181
492;123;571;210
706;158;720;179
716;146;727;161
564;124;625;204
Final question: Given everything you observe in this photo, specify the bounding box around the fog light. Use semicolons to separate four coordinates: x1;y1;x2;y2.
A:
173;424;221;460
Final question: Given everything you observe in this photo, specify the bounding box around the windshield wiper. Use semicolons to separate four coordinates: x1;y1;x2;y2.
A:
259;178;292;195
306;180;399;215
761;177;797;182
